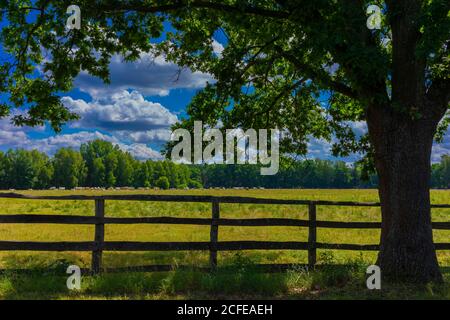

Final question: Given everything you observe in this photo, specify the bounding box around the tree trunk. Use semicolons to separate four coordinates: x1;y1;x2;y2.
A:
367;107;443;283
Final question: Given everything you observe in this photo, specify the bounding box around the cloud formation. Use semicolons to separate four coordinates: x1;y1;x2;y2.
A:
75;53;213;98
0;116;162;160
63;90;178;144
15;130;161;160
0;113;45;148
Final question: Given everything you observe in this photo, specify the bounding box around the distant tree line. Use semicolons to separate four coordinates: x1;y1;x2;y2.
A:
0;140;202;190
198;160;379;189
0;140;448;190
197;156;448;189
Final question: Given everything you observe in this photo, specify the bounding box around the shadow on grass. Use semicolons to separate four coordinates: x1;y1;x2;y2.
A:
0;254;293;299
0;253;449;300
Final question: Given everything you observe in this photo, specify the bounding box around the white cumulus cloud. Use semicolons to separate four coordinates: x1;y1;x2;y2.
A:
63;90;178;144
26;131;162;160
74;53;214;98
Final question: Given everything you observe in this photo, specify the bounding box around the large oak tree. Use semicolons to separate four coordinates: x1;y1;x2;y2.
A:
0;1;449;282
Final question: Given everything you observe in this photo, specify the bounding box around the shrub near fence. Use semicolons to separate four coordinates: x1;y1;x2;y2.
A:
0;193;449;274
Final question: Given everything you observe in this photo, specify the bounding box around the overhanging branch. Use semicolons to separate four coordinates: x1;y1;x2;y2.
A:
276;47;359;100
99;1;290;19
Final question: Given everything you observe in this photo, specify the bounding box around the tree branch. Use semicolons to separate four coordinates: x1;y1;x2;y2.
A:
427;77;450;120
252;79;306;118
16;1;49;78
275;46;359;100
99;1;290;19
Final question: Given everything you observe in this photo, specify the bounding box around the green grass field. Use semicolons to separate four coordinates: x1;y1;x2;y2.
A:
0;189;449;300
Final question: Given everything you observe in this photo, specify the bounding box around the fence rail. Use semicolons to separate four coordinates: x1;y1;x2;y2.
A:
0;192;449;273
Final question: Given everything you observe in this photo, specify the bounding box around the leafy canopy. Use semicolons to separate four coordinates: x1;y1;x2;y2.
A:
0;1;449;161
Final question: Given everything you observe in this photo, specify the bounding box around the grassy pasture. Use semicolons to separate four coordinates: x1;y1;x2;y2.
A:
0;188;449;299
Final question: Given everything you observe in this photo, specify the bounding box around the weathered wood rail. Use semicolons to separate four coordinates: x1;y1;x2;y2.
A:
0;192;449;274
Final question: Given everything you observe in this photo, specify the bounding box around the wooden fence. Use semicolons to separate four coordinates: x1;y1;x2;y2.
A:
0;193;449;274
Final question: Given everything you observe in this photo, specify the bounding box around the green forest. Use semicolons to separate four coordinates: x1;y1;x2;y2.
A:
0;139;448;190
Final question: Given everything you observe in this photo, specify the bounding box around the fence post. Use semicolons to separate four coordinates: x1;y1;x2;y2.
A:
92;199;105;274
210;199;220;271
308;202;317;269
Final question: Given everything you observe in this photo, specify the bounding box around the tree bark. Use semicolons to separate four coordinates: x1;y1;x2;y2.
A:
367;106;443;283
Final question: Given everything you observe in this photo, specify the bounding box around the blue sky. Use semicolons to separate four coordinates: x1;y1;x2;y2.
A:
0;22;449;163
0;19;216;159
